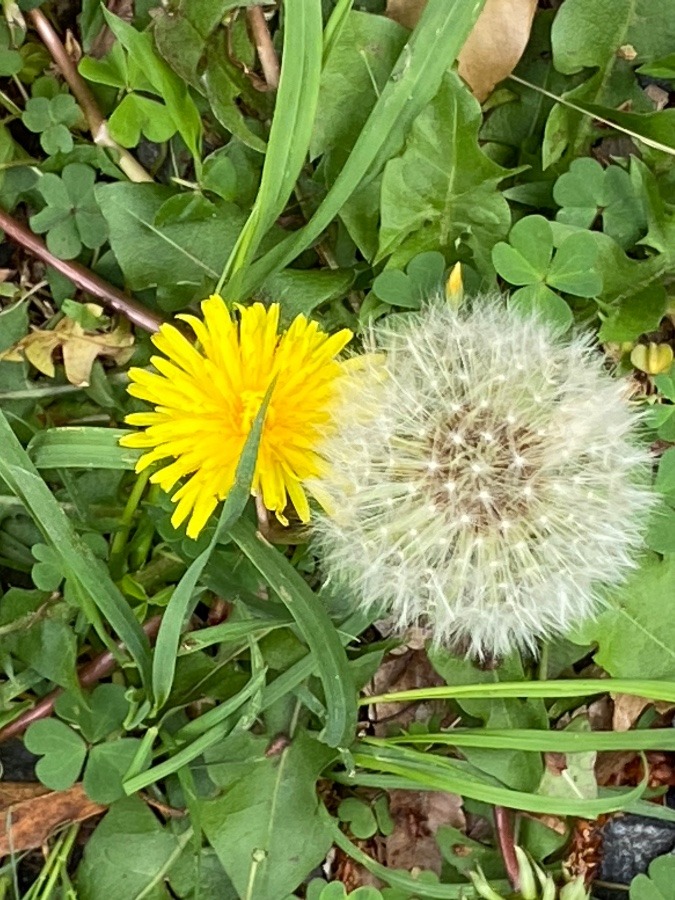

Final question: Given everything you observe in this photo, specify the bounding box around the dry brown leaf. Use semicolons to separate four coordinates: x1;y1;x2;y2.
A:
0;783;105;855
385;789;465;875
0;304;134;387
366;649;445;737
387;0;538;101
611;694;675;732
0;782;50;812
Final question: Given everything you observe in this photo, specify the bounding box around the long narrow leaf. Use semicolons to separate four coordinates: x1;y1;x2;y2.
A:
218;0;323;289
0;411;151;686
229;517;357;748
28;427;139;470
350;743;648;816
150;385;273;712
124;670;267;793
229;0;487;298
362;678;675;706
372;728;675;752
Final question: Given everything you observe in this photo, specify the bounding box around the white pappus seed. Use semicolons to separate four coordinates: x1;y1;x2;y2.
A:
309;295;655;661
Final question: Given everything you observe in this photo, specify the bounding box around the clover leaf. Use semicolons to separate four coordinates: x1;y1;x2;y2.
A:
372;251;446;309
79;41;176;148
24;718;87;791
55;683;130;743
31;543;63;591
0;21;22;77
108;94;177;148
29;164;108;259
22;92;81;155
492;215;603;330
648;371;675;442
553;158;645;249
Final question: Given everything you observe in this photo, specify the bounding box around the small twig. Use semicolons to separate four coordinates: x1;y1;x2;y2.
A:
0;616;163;744
0;207;163;333
494;806;521;891
246;7;280;89
27;8;154;184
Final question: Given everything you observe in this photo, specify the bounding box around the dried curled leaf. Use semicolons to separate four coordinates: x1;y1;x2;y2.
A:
0;303;134;386
387;0;538;101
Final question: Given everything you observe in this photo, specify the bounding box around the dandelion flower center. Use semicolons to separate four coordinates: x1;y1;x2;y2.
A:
120;295;352;539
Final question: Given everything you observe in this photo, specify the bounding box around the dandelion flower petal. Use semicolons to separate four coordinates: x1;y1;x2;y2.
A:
122;296;351;538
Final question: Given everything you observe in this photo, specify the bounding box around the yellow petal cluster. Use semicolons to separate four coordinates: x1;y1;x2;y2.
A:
120;295;352;539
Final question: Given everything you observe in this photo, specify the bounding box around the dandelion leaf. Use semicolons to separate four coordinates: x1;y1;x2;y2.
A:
572;555;675;680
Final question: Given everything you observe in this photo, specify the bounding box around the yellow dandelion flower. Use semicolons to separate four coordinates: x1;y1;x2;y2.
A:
119;295;352;539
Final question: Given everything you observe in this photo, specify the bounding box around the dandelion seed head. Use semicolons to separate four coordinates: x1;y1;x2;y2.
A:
310;296;654;660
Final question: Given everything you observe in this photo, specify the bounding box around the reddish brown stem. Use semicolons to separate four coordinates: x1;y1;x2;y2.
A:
494;805;520;891
28;9;153;184
247;7;280;89
0;616;163;743
0;207;162;333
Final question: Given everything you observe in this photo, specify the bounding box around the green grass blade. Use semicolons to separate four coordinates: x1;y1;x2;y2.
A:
373;728;675;752
228;517;357;748
350;743;648;817
177;619;285;655
217;0;323;291
229;0;487;298
173;668;267;743
28;427;139;470
0;411;151;687
362;678;675;706
323;0;355;62
258;609;373;712
124;670;267;794
150;385;273;713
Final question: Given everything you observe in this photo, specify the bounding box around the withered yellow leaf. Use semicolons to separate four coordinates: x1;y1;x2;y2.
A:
0;303;134;386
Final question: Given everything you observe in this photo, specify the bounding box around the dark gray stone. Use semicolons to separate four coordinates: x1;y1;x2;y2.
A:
595;814;675;900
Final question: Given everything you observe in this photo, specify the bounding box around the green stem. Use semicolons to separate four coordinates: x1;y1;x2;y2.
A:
129;483;161;570
109;470;151;580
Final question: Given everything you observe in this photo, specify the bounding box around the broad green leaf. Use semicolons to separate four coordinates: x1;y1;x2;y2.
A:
95;183;245;291
310;11;407;161
76;796;181;900
24;719;87;791
509;282;574;331
201;731;335;900
108;94;177;147
553;158;645;249
229;517;357;749
553;0;675;72
378;71;511;272
262;268;356;321
572;555;675;679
